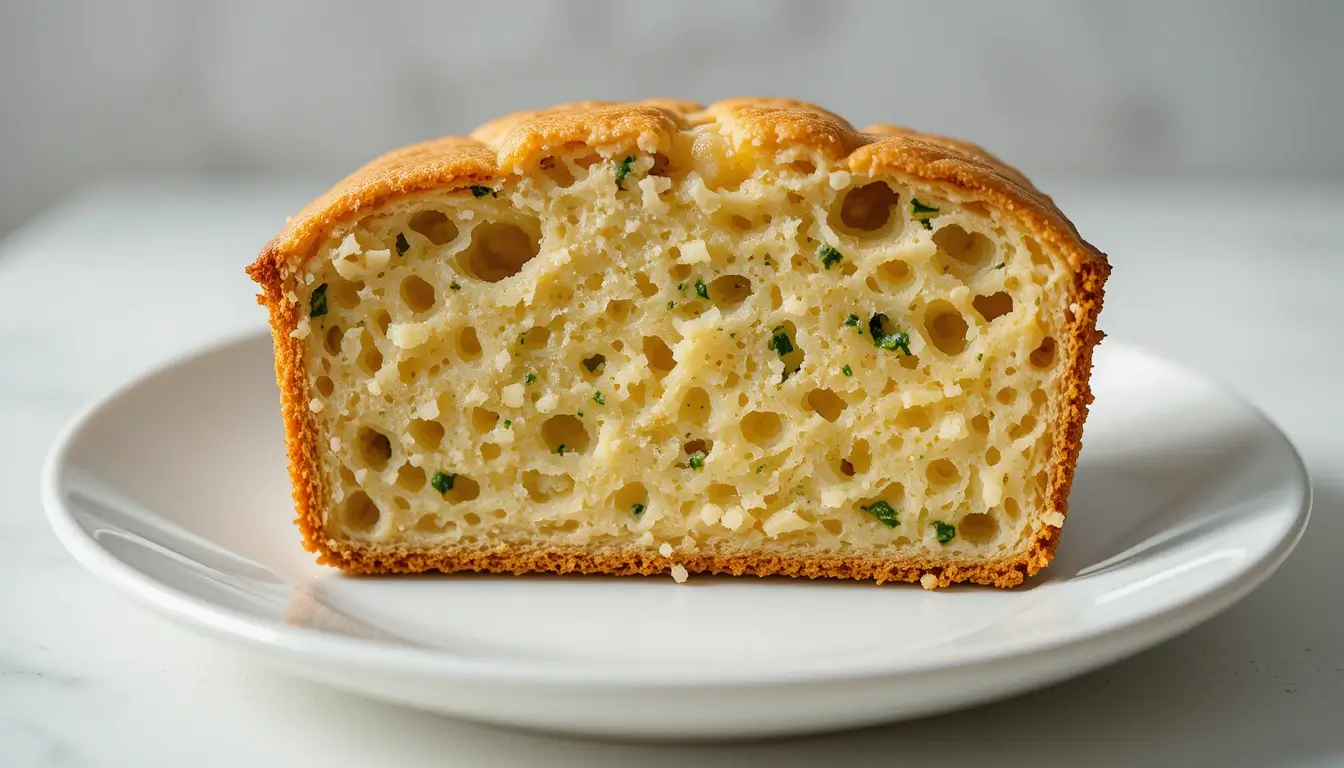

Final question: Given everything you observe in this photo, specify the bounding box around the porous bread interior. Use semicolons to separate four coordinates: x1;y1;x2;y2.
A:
286;127;1072;568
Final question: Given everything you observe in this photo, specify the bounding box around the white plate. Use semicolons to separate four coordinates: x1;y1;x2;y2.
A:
42;333;1310;739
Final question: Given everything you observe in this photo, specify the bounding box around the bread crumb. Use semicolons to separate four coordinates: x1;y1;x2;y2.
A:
308;398;324;413
536;393;558;413
501;383;525;408
658;542;673;557
367;379;382;396
1042;511;1066;528
920;573;938;590
671;564;689;583
680;239;711;264
290;317;311;339
329;437;341;451
828;170;852;189
415;400;439;420
763;508;809;537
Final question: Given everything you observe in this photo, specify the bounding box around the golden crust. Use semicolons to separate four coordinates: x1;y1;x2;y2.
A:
247;98;1109;588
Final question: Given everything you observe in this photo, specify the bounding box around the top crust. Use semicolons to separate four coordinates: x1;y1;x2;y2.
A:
246;98;1110;588
250;98;1107;279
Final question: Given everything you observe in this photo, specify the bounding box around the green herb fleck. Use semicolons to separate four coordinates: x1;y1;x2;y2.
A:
395;233;409;256
861;500;900;527
975;353;983;362
756;465;765;473
593;391;606;405
631;503;646;516
844;314;860;327
577;411;584;418
470;185;494;198
524;372;536;385
911;198;939;231
615;155;636;189
935;521;957;544
556;444;566;456
817;243;844;270
842;364;853;377
768;326;795;356
869;313;912;355
688;451;706;470
430;471;455;495
503;419;512;428
450;282;461;291
729;332;736;339
694;279;709;300
994;262;1006;269
667;301;675;309
309;284;328;318
677;283;686;292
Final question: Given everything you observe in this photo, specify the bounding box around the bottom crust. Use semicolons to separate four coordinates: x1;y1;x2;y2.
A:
312;536;1057;589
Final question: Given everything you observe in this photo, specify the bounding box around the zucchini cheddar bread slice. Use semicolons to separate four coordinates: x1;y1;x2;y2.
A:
248;98;1108;588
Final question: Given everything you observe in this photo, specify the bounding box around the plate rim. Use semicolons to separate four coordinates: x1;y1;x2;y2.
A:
41;330;1314;689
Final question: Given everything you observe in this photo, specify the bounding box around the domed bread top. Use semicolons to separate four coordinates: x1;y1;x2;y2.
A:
250;98;1106;282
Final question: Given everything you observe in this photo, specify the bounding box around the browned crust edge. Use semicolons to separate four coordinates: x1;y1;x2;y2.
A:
246;98;1109;589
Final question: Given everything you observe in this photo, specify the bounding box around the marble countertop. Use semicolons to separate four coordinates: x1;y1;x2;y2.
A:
3;179;1341;766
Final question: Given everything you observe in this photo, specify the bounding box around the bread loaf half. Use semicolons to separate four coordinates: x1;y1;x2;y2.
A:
247;98;1108;588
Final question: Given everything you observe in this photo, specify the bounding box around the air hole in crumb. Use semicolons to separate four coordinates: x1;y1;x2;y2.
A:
330;279;362;310
769;285;783;310
448;476;481;503
680;387;711;427
524;470;572;502
821;519;844;536
613;482;647;513
971;414;991;434
314;376;334;398
986;446;1002;467
408;210;459;245
341;491;380;531
708;483;738;507
374;310;391;336
540;156;576;187
400;275;437;313
774;320;804;379
741;410;783;446
1030;337;1057;369
973;292;1014;322
997;387;1018;405
926;458;960;485
708;275;752;309
356;427;392;470
730;214;754;231
899;354;920;371
471;407;499;434
836;182;900;234
806;388;847;422
606;299;634;321
849;439;872;474
460;222;539;282
481;443;501;462
409;419;445;449
897;406;932;431
463;512;482;526
395;464;426;492
635;272;658;298
1031;388;1048;408
683;438;713;461
643;336;676;376
840;459;856;477
877;259;911;286
960;512;999;544
414;514;444;533
324;326;344;356
1009;413;1038;440
581;353;606;375
457;326;482;360
790;159;817;175
393;496;410;511
669;263;692;282
520;326;551;352
934;224;996;267
356;330;383;375
1004;497;1022;519
541;415;591;454
924;301;969;356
